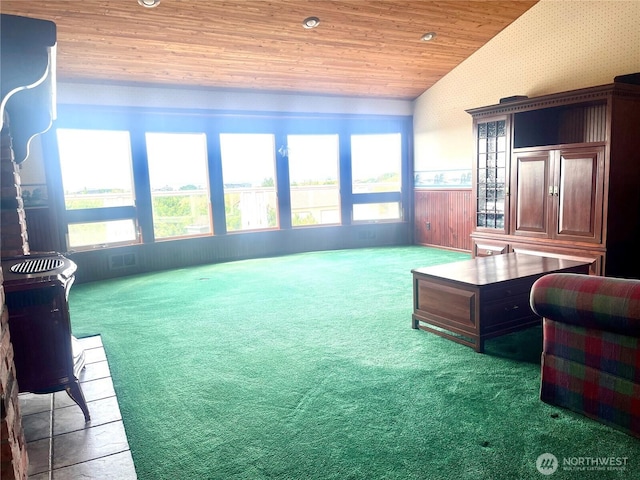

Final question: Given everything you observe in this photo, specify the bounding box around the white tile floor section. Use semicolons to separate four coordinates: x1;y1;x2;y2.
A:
19;335;138;479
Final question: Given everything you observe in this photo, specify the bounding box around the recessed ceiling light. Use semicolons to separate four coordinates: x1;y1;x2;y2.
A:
138;0;161;8
421;32;437;42
302;17;320;29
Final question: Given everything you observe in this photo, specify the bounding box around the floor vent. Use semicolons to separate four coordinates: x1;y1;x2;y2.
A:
109;253;137;270
358;230;376;240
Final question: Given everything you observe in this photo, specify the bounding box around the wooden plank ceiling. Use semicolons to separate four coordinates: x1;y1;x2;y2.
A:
1;0;537;100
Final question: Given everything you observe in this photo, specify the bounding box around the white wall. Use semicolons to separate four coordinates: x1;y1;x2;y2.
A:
413;0;640;173
56;82;413;116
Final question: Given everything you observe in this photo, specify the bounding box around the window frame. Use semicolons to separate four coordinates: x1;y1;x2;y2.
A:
219;132;280;233
286;133;341;228
145;131;213;240
43;105;413;251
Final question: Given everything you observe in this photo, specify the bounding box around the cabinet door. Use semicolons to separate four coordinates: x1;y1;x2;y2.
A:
553;147;604;243
474;117;509;233
510;150;552;238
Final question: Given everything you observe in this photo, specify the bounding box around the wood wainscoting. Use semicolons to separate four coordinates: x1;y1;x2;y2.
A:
24;207;64;253
414;189;473;252
64;222;412;284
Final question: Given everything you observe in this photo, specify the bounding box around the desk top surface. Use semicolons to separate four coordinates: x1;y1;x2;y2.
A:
411;253;591;287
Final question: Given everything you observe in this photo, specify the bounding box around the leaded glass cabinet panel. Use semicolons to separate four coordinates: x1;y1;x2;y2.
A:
475;117;509;232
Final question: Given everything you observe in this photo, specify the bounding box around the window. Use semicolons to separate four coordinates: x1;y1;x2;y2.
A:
68;220;137;249
353;203;401;222
287;135;340;226
51;106;411;254
146;133;212;239
220;134;278;231
57;129;134;209
351;133;403;221
56;129;138;248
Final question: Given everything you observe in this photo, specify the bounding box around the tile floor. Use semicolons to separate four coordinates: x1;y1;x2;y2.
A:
18;335;138;479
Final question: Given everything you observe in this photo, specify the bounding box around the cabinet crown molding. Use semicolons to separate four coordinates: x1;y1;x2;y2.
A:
466;83;640;118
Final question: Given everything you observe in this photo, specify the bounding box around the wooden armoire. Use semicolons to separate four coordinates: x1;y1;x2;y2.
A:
467;79;640;278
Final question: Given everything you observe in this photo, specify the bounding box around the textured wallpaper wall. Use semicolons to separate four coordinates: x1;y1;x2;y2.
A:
413;0;640;173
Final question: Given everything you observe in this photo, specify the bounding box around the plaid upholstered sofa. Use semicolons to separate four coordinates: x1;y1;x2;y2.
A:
530;273;640;438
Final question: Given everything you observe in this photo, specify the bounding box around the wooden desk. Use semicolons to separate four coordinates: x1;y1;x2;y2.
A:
411;253;591;353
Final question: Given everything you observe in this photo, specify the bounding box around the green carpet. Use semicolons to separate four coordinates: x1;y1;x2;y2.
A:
68;246;640;479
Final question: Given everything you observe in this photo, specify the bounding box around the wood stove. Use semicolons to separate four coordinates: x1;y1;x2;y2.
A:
1;253;90;421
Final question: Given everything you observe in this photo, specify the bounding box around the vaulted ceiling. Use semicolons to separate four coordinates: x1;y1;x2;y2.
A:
1;0;538;99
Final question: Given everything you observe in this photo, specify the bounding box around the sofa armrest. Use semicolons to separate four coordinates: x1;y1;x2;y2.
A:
530;273;640;336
